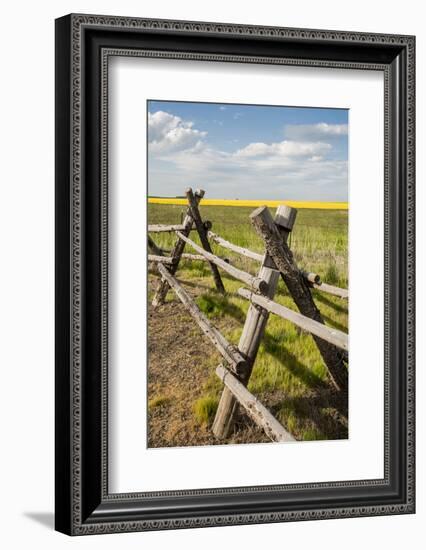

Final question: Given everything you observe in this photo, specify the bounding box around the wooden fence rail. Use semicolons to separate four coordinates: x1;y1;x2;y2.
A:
207;231;264;262
153;249;226;263
313;282;348;299
175;231;269;294
208;231;348;300
301;271;322;285
148;223;191;233
238;288;348;351
148;254;173;264
151;226;348;300
181;253;209;262
216;365;295;443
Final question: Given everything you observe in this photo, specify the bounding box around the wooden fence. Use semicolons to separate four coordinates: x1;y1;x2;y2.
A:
148;188;349;443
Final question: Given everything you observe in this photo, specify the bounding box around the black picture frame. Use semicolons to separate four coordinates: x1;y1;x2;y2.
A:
55;13;415;535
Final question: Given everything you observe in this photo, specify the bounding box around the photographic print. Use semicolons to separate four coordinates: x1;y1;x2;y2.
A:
147;100;349;448
56;15;414;534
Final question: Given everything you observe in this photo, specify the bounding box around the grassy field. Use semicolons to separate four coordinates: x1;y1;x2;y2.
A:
147;203;348;445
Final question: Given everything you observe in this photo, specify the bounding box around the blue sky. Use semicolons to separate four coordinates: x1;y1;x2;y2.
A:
147;100;348;201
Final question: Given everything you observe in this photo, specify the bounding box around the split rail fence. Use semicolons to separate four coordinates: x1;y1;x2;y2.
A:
148;188;348;442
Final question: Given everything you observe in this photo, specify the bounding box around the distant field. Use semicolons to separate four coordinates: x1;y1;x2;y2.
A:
147;203;348;446
148;203;348;285
148;197;349;210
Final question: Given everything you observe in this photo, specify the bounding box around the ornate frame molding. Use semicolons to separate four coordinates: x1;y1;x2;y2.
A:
55;14;415;535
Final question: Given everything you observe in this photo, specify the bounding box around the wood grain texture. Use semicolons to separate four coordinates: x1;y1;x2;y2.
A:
186;188;225;294
216;365;295;443
152;189;204;307
313;282;349;299
175;231;268;294
148;254;173;264
301;271;321;285
238;288;348;351
207;231;264;262
148;224;196;233
250;206;348;392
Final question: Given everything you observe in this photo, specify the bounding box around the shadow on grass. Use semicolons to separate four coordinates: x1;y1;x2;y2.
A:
177;278;215;292
271;390;348;440
320;313;348;333
197;291;247;324
262;333;327;389
206;294;327;390
206;292;348;440
313;290;349;314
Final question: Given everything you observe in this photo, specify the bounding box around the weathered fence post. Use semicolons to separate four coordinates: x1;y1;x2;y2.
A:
152;188;203;307
186;188;225;294
250;206;348;392
212;205;297;439
148;235;164;256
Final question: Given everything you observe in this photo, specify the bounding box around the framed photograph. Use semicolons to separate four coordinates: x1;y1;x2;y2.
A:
55;14;415;535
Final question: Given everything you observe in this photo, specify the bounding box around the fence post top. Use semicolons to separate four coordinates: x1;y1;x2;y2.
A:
275;204;297;231
186;187;206;198
249;205;271;221
249;204;297;232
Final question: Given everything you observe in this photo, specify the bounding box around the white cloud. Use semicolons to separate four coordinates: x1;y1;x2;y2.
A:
149;154;348;200
148;111;207;153
153;140;330;175
285;123;348;141
148;112;347;200
234;140;331;159
151;141;347;200
219;106;227;111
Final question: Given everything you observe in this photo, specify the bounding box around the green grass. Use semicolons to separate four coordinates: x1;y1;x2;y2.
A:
148;203;348;288
193;395;219;425
148;395;171;411
148;203;348;441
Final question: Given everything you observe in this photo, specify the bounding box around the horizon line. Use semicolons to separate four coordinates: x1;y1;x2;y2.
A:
148;197;349;210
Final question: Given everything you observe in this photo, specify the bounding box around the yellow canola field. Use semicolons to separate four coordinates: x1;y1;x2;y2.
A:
148;197;348;210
